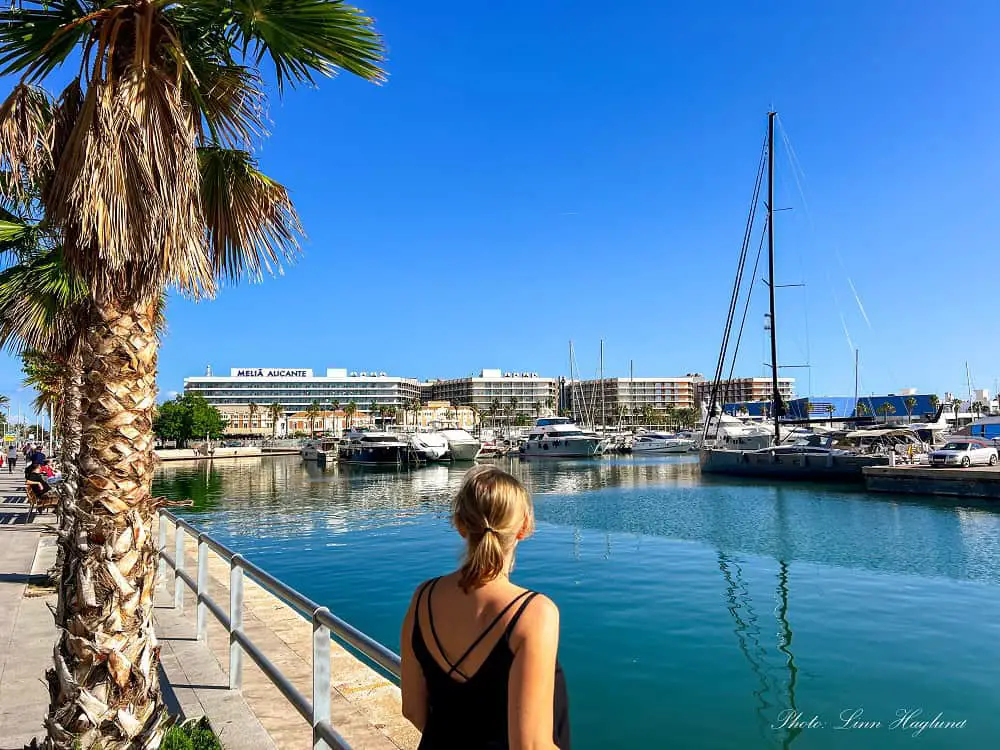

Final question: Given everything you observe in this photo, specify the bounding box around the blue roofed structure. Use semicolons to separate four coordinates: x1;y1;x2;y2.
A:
722;394;940;422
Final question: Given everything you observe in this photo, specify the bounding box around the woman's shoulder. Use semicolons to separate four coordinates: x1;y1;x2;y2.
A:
507;590;559;651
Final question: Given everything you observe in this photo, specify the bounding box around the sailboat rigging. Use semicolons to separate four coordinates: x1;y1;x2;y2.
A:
699;112;893;481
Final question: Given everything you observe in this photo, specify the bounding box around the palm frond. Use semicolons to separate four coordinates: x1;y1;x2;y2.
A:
198;146;302;283
227;0;386;91
0;0;95;82
0;84;53;204
0;246;88;355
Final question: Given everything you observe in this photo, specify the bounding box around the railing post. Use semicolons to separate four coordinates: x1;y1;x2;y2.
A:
312;607;332;750
157;513;167;593
196;534;209;641
229;555;245;690
174;524;185;610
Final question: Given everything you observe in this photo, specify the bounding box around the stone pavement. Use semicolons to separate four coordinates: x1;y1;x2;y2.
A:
0;468;57;750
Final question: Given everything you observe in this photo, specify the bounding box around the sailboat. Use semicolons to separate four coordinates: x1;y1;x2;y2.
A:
699;112;891;482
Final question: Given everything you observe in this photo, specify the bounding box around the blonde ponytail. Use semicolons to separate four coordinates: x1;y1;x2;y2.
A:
452;466;534;592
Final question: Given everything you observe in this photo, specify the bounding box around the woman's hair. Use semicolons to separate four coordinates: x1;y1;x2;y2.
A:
452;466;535;592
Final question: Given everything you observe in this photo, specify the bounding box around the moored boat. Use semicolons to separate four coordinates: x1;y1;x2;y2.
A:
339;429;416;465
436;429;482;461
632;431;696;454
520;417;603;458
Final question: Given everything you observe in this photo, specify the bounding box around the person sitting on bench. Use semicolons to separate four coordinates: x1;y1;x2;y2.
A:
25;459;52;500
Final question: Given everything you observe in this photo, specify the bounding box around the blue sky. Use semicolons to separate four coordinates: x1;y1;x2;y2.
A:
3;0;1000;417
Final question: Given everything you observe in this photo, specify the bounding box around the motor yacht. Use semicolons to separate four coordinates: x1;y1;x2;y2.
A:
520;417;603;458
410;432;449;462
632;431;696;454
436;429;482;461
300;438;337;464
339;429;415;465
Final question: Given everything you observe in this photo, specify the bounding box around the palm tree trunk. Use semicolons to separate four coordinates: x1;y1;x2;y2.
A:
52;347;83;625
46;298;165;749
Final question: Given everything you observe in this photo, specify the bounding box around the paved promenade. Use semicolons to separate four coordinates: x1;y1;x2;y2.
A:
159;521;418;749
0;472;416;749
0;472;57;749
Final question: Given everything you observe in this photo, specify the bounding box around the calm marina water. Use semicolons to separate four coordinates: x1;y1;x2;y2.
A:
153;455;1000;749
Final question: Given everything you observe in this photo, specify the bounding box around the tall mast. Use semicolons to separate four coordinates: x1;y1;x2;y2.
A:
854;349;859;418
600;339;606;429
767;111;780;444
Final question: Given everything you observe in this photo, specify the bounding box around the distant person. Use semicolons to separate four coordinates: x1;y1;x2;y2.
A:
7;445;17;474
401;466;570;750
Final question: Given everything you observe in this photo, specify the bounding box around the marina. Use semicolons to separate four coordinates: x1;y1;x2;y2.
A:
153;453;1000;750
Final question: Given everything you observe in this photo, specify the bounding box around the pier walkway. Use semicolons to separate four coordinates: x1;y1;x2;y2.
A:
0;475;414;749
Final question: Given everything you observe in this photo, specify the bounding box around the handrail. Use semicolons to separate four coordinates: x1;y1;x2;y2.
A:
156;509;402;750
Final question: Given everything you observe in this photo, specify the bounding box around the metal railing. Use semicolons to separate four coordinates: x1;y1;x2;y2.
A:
157;510;402;750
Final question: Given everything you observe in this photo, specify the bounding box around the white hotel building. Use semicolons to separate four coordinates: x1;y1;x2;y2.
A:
183;367;421;435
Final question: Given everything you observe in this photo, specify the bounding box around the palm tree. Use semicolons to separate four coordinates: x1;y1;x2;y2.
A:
0;2;384;743
951;398;963;426
904;396;917;424
267;402;282;438
855;401;870;419
305;399;321;438
801;400;812;420
247;400;259;434
409;398;421;430
534;400;542;419
545;396;555;416
508;396;519;426
929;394;940;413
876;402;896;424
490;397;502;429
971;400;985;421
345;400;358;429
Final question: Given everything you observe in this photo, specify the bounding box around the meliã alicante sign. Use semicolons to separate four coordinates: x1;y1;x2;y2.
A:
229;368;313;378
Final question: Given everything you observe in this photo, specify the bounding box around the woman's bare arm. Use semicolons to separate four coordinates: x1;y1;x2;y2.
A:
400;586;428;731
508;595;560;750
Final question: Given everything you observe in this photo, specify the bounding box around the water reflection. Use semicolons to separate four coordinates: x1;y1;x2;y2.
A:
153;455;1000;585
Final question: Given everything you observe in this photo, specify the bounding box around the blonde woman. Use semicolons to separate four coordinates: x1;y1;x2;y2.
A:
401;466;570;749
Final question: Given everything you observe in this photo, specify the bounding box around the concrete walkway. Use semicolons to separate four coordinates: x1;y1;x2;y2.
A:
159;522;418;750
0;474;271;750
0;470;56;750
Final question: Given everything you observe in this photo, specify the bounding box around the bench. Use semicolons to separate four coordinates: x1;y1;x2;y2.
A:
25;482;56;514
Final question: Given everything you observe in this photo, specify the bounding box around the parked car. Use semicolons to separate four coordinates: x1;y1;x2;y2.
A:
928;440;998;468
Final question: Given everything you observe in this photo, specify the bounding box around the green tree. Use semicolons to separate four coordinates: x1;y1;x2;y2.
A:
971;400;985;421
190;395;225;439
876;402;896;424
490;397;502;429
248;401;259;434
409;398;421;429
929;394;940;413
856;401;870;418
545;396;555;415
951;398;963;426
904;396;917;423
345;400;358;429
0;0;384;743
267;402;283;438
507;396;519;426
306;399;322;438
153;397;190;445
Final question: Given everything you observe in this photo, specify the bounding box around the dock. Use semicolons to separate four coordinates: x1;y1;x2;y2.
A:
156;446;300;461
863;464;1000;500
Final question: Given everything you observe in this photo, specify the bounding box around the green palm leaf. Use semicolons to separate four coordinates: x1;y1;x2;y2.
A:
0;0;95;81
226;0;386;91
198;145;302;282
0;246;87;355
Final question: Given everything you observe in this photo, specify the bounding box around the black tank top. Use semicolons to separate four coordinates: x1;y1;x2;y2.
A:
412;578;571;749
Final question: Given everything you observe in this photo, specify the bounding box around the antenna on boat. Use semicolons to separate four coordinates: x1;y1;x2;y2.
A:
766;111;782;444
